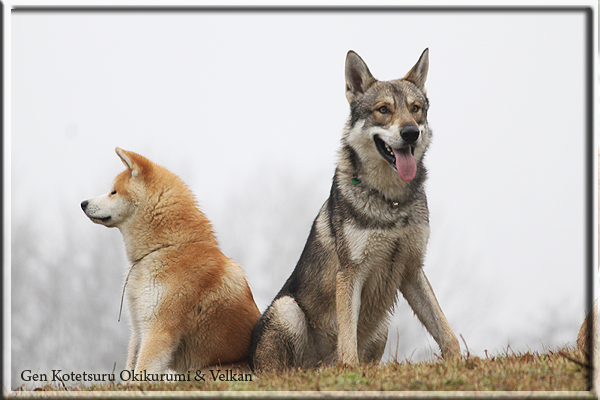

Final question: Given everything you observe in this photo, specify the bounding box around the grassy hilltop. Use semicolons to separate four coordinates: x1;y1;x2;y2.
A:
15;345;592;393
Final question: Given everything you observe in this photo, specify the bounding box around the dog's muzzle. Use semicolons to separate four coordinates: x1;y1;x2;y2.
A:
373;125;421;182
81;200;112;223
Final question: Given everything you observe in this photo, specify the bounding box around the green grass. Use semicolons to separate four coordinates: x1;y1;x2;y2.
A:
14;346;593;394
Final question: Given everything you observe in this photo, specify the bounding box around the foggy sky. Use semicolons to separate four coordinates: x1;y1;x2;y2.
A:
8;5;595;389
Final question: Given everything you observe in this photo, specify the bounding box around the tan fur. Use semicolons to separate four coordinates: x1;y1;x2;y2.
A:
82;148;260;375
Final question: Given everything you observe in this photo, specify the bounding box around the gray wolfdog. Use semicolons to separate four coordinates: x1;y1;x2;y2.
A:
249;49;461;371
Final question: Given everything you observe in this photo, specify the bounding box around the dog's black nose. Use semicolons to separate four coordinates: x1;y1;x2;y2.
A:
400;126;420;143
81;200;88;211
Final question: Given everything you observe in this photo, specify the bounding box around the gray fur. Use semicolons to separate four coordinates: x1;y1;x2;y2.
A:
249;49;461;372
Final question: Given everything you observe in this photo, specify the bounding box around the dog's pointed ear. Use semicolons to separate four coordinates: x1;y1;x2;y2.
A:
115;147;140;178
403;48;429;90
345;51;376;103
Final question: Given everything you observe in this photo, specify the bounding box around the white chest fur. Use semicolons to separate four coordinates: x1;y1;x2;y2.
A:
125;261;165;334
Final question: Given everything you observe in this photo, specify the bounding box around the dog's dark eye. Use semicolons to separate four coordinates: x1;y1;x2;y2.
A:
110;190;117;195
377;106;389;114
412;105;421;113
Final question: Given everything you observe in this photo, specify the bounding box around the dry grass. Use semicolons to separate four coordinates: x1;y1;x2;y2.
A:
12;346;593;394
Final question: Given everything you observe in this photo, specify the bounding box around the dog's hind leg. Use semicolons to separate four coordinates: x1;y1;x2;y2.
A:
400;268;461;359
250;296;310;372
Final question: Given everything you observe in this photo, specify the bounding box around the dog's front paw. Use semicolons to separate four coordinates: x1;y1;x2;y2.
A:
441;337;462;360
337;353;360;368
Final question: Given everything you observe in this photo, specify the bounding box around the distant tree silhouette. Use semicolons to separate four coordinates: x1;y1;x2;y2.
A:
11;209;129;389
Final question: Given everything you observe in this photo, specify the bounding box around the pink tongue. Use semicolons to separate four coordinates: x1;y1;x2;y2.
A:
393;148;417;181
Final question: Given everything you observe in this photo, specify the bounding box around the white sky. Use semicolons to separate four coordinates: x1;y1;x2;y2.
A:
7;5;596;376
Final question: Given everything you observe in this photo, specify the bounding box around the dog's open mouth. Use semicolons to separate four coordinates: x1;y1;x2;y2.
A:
374;136;417;182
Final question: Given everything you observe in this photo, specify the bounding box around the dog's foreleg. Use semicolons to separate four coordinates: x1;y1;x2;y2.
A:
336;269;364;365
125;334;140;371
134;325;180;374
400;268;461;359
